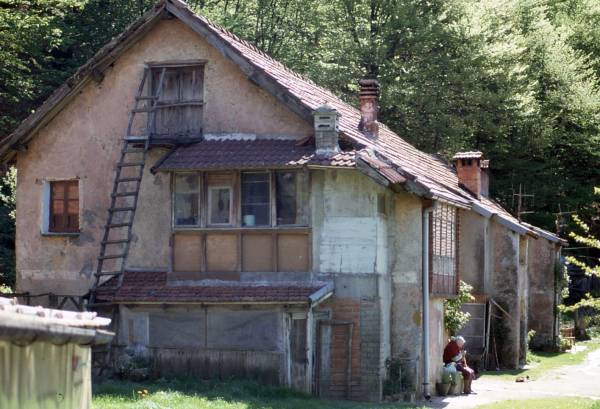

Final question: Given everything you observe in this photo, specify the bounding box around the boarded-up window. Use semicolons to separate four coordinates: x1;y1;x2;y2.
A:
430;203;458;296
174;174;201;226
49;180;79;233
151;65;204;139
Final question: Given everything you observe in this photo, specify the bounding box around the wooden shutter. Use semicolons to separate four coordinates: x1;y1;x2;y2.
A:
49;180;79;233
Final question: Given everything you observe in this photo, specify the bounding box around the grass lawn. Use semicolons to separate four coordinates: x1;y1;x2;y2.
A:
479;338;600;382
93;378;425;409
476;397;600;409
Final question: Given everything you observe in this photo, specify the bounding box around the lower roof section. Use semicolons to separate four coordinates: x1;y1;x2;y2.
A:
152;138;356;171
95;271;333;305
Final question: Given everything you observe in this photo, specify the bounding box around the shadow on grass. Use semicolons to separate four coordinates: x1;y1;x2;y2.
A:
93;378;421;409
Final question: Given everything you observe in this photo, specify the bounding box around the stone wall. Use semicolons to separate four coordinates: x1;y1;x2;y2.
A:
527;237;559;349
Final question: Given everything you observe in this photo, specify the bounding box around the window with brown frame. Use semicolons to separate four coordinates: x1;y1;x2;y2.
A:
173;170;309;228
49;180;79;233
430;203;458;296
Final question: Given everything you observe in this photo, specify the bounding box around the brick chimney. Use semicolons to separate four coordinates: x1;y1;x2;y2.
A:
453;151;489;198
358;79;379;139
313;104;340;154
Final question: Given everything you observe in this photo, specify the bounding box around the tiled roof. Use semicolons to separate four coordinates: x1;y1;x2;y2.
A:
95;271;332;304
0;0;563;240
452;151;484;160
0;296;113;345
154;139;355;171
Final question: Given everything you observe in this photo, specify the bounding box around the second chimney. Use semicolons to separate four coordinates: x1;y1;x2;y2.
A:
359;79;379;139
452;151;489;199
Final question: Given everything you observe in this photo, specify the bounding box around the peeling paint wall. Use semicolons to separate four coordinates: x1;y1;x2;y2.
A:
458;209;486;295
527;237;559;349
489;220;521;369
15;18;311;300
389;191;423;394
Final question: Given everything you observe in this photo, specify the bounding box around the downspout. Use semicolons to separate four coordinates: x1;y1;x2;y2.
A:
422;203;435;400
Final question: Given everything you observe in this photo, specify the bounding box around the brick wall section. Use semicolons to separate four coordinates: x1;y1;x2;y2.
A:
327;298;361;399
455;160;481;198
320;297;383;401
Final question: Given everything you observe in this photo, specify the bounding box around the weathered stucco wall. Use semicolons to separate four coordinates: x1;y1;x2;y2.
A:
458;209;486;295
489;220;521;369
527;237;558;348
389;191;423;394
15;18;311;299
311;169;392;401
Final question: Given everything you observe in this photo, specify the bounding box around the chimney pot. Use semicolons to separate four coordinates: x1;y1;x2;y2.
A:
452;151;489;198
358;79;379;139
313;104;340;154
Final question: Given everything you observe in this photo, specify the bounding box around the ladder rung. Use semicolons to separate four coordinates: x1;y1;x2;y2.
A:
117;162;144;167
109;207;135;213
116;177;142;183
111;192;138;197
106;222;133;228
98;254;126;260
102;239;129;245
124;136;148;141
96;271;123;276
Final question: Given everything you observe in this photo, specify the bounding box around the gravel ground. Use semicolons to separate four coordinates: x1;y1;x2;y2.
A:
424;348;600;409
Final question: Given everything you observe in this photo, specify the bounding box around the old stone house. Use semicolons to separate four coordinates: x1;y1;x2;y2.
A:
453;155;566;371
0;0;565;401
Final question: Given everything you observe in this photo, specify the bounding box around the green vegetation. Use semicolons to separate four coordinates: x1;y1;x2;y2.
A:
2;0;600;289
93;379;423;409
480;338;600;381
444;280;475;334
476;397;600;409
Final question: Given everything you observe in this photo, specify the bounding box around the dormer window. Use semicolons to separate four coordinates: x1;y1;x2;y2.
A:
150;62;204;142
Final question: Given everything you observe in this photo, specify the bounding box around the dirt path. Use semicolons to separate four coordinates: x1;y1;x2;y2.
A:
425;349;600;408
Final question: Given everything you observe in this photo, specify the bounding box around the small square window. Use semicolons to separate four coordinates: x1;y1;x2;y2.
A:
208;186;231;225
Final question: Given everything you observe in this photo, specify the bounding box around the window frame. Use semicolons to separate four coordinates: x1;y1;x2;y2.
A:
171;169;310;230
172;173;202;228
146;60;206;141
207;185;233;227
46;179;80;235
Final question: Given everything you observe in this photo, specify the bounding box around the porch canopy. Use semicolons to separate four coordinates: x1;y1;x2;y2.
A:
95;271;333;305
152;138;356;172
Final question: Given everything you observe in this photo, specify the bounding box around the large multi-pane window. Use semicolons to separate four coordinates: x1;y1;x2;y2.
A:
430;203;458;296
173;170;309;228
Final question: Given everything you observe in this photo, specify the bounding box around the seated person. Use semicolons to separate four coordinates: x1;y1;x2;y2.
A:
443;335;475;394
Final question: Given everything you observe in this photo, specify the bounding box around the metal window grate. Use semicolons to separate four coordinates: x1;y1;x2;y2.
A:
430;203;458;295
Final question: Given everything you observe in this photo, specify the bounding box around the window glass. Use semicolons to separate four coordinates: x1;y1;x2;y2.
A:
174;174;200;226
276;171;308;225
209;187;231;225
49;180;79;233
241;172;270;226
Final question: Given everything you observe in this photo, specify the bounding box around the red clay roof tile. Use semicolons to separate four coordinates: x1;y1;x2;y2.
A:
95;271;331;304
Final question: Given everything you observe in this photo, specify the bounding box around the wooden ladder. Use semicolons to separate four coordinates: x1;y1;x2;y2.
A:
89;67;166;306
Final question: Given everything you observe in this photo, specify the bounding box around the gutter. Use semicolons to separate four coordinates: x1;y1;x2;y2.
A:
422;202;436;400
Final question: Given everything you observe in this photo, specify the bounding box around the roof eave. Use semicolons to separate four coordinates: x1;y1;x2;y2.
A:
0;3;168;164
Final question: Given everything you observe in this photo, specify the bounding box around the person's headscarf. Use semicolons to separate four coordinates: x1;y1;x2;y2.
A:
451;335;466;344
